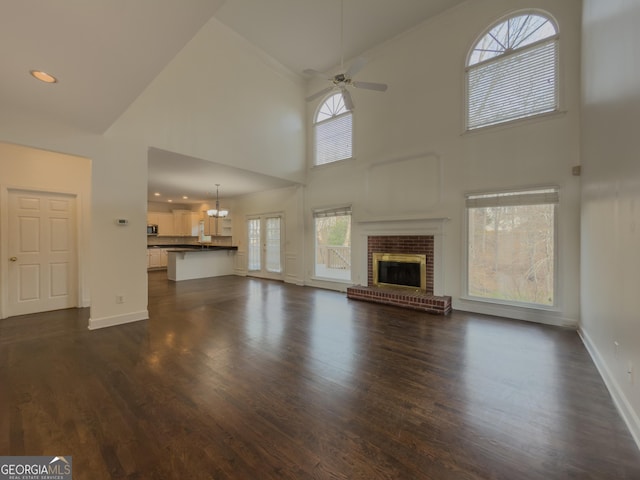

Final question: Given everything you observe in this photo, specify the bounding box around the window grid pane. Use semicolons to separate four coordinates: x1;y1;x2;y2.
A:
469;14;557;65
265;217;281;273
316;93;348;122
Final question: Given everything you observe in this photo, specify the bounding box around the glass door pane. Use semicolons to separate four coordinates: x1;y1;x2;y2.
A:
247;218;261;271
265;217;282;273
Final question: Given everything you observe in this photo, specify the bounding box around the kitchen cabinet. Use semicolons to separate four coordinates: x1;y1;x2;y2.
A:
148;248;163;268
172;210;200;236
156;213;174;236
190;212;200;235
204;215;232;238
148;248;169;269
147;213;160;226
150;210;198;237
160;248;168;267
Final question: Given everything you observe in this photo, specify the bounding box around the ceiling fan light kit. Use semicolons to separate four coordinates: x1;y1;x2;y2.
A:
304;0;388;109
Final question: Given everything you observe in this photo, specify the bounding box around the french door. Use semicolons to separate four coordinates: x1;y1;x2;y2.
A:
247;215;283;280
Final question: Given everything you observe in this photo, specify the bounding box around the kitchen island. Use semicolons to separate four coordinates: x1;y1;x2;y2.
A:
166;246;238;281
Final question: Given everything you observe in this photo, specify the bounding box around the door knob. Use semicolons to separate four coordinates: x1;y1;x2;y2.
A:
9;257;17;262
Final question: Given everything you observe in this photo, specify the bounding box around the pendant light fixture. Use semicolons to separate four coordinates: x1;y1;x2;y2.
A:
207;184;228;218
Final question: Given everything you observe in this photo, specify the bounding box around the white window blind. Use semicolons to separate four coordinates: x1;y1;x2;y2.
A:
315;113;353;165
467;39;558;129
466;188;559;208
313;206;352;218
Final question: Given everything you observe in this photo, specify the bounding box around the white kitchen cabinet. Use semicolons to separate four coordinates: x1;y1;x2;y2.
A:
203;216;213;236
147;213;160;226
148;248;169;269
204;215;232;237
160;248;168;267
190;212;200;236
157;213;174;236
148;248;163;268
220;217;233;237
171;210;199;236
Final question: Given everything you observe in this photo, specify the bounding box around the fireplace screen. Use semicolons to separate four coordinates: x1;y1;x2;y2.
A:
372;253;427;291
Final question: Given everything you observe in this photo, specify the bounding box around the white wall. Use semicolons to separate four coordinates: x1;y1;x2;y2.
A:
304;0;582;326
0;142;92;311
580;0;640;447
107;17;307;184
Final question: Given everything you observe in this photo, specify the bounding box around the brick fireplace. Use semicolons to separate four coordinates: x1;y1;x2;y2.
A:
347;234;452;315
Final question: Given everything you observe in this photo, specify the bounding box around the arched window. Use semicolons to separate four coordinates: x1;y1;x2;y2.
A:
466;11;558;130
314;92;353;166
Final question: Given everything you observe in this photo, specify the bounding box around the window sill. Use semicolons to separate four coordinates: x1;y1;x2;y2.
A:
462;109;567;136
456;296;577;328
311;156;355;170
459;295;560;313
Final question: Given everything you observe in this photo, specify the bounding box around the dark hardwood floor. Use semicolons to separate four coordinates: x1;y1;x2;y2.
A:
1;271;639;479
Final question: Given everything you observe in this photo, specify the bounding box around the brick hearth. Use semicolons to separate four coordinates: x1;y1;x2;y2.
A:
347;285;452;315
347;235;452;315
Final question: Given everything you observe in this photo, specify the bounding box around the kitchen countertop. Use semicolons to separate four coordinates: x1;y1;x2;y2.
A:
148;244;237;251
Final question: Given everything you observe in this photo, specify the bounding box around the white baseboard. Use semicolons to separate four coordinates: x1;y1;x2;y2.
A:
88;310;149;330
579;327;640;451
285;274;304;286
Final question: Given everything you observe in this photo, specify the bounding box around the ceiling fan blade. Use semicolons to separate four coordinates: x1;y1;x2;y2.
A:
303;68;330;79
305;86;334;102
341;88;355;110
345;57;367;78
352;81;388;92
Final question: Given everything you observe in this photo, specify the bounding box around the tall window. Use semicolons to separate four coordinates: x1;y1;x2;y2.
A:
314;92;353;166
466;188;558;307
466;11;558;130
314;206;352;281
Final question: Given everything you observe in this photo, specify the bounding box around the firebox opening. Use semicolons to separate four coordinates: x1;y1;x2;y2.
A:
378;261;421;288
372;253;427;291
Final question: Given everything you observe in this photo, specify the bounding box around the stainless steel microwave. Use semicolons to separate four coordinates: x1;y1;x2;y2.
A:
147;224;158;235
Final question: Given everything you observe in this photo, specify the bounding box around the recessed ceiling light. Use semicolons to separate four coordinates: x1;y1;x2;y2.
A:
30;70;58;84
182;196;188;200
154;192;161;196
168;199;173;203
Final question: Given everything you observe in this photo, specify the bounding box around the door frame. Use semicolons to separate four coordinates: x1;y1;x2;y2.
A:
0;185;85;319
246;212;285;281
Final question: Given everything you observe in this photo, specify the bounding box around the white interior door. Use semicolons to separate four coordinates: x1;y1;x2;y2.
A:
247;215;283;280
7;190;78;316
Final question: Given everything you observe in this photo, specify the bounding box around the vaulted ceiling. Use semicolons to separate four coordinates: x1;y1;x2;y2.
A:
0;0;467;202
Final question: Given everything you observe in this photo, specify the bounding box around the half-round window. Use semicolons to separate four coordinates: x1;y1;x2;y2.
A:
466;11;559;130
314;92;353;166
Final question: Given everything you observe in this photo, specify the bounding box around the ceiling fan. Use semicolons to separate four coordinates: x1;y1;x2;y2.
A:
303;0;388;110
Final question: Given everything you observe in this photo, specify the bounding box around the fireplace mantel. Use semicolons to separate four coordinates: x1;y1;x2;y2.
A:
355;217;448;297
348;221;452;315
